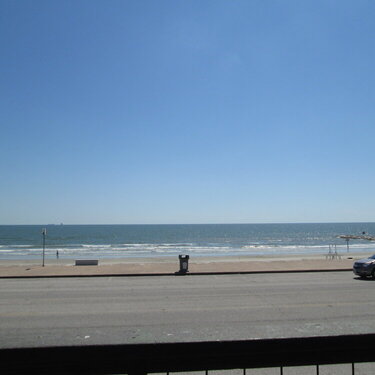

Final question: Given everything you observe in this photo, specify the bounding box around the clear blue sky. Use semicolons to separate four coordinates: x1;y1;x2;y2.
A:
1;0;374;225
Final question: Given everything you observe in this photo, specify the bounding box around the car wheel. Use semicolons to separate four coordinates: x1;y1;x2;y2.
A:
371;270;375;280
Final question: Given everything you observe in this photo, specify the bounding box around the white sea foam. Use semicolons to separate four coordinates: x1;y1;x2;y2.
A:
82;244;112;248
2;245;30;248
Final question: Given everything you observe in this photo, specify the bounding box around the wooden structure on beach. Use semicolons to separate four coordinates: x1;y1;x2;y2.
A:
337;234;375;251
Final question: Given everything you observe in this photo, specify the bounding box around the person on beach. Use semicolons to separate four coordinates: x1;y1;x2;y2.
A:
56;250;59;259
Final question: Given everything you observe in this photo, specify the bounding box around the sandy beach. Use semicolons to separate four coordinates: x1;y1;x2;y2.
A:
0;252;365;278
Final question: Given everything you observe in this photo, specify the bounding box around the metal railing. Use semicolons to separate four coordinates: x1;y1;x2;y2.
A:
1;333;375;375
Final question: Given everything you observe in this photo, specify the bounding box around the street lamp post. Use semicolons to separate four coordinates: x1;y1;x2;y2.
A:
42;228;47;267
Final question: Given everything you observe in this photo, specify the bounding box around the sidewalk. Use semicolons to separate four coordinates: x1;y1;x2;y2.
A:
0;255;357;278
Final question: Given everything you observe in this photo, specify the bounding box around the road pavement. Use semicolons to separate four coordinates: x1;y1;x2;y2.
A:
0;271;374;349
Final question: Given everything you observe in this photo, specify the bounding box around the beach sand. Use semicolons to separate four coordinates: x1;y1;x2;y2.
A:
0;252;364;278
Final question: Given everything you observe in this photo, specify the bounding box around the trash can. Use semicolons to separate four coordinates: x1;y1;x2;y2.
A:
177;254;189;274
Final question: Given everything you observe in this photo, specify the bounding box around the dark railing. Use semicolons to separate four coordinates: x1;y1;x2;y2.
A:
1;334;375;375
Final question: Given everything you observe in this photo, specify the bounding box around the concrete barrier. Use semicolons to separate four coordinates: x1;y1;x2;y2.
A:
75;259;99;266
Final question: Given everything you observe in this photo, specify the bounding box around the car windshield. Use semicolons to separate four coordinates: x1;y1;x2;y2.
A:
369;255;375;259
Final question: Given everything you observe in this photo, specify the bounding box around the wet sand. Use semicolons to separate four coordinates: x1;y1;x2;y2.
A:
0;252;364;278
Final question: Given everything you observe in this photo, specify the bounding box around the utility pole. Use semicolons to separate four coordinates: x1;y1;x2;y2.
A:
42;228;47;267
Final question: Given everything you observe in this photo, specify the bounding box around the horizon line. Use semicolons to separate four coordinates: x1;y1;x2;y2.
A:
1;221;375;226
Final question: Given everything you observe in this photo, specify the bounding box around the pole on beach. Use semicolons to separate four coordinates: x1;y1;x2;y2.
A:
42;228;46;267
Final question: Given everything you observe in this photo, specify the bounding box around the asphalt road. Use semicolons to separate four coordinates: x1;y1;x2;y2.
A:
0;271;374;348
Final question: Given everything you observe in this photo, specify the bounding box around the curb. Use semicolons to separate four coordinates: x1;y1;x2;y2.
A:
0;268;352;279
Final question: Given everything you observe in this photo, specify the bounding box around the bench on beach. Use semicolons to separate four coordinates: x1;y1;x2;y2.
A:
75;259;99;266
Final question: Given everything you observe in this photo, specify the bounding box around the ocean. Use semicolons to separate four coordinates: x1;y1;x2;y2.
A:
0;223;375;260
